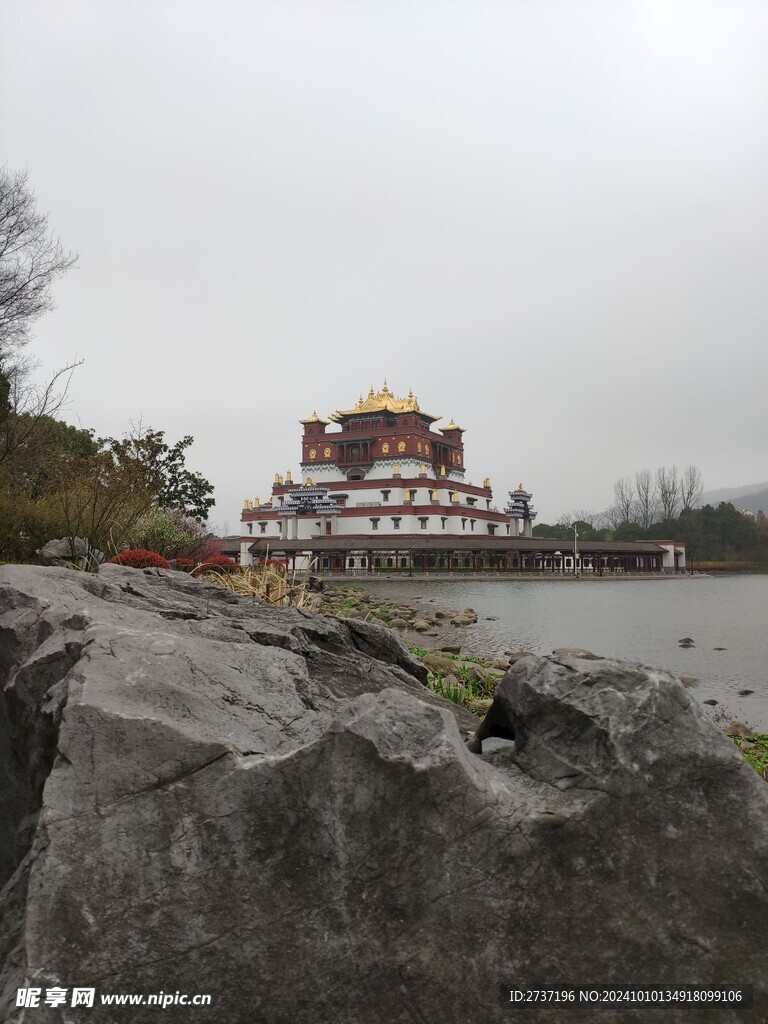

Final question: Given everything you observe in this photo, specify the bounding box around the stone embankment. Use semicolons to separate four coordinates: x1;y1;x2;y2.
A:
2;565;768;1023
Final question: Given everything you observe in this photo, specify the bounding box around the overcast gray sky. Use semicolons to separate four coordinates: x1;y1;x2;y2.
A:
3;0;767;529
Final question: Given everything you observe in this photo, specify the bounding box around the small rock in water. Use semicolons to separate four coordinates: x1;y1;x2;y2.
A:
441;644;461;654
703;699;719;706
714;647;727;651
679;675;699;687
738;689;754;697
678;637;694;644
553;647;598;659
485;615;498;621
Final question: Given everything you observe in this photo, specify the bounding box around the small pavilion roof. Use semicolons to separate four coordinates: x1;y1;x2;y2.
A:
299;410;331;425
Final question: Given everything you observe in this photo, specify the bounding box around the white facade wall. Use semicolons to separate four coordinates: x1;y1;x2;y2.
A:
240;456;509;562
299;457;466;486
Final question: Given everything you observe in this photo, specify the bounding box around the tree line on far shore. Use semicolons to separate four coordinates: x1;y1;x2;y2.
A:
535;468;768;564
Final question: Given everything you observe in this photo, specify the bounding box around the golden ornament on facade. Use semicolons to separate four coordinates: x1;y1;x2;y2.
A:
440;464;446;476
398;441;406;453
381;442;390;454
417;441;422;453
309;449;316;460
425;443;430;455
393;462;400;474
323;447;331;458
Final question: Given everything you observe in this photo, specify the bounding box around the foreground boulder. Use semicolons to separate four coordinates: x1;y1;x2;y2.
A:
1;566;767;1022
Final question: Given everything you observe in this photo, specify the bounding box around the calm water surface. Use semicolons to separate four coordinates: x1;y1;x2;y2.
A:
360;575;768;731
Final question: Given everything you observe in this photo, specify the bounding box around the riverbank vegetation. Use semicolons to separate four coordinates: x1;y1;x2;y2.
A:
728;732;768;781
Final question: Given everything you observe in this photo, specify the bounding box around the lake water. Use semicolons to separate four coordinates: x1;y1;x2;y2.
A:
359;574;768;732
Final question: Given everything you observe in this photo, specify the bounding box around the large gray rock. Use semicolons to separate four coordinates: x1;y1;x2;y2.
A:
1;566;767;1022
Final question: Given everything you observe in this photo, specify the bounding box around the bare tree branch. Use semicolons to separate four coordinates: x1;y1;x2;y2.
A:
680;464;704;513
655;465;681;521
634;469;658;529
0;167;77;358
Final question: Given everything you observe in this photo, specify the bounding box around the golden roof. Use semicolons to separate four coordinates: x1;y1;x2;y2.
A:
299;410;330;425
441;419;465;433
329;381;440;423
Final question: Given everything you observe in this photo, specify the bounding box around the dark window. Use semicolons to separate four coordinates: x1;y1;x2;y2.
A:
392;518;401;530
371;518;379;530
259;523;266;534
420;518;428;530
381;490;390;502
247;523;253;534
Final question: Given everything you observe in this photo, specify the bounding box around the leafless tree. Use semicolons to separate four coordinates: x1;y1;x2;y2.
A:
655;465;681;521
634;468;658;529
0;167;77;359
0;358;81;467
611;477;636;525
680;464;704;513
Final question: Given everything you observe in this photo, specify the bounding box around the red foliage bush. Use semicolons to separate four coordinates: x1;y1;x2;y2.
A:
175;557;195;572
194;555;237;574
108;549;171;570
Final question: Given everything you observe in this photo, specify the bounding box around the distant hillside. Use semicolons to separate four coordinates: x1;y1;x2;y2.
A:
700;482;768;516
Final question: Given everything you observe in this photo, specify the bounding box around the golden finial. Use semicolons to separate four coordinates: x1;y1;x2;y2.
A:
393;461;400;474
369;385;375;398
451;491;459;503
274;473;280;484
430;489;437;500
382;378;389;393
304;475;313;486
440;464;446;476
518;482;524;490
483;477;490;488
255;496;261;508
420;463;426;474
286;470;293;483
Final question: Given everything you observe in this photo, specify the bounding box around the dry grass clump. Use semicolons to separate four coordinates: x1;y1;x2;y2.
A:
198;562;313;608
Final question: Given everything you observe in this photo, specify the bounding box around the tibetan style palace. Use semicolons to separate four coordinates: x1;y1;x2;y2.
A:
239;384;685;575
